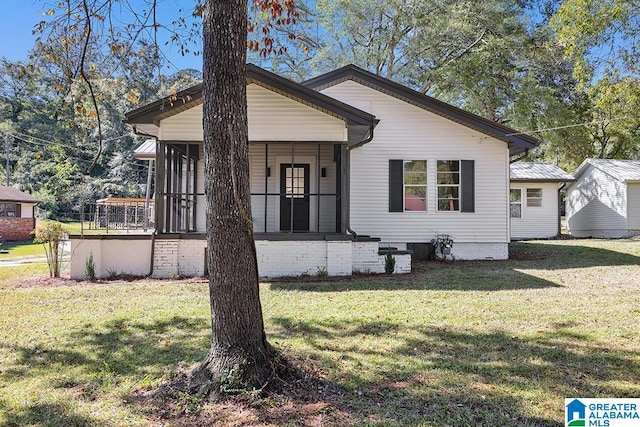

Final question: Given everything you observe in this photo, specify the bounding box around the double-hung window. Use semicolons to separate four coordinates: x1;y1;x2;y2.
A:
510;189;522;218
527;188;542;207
389;159;474;213
437;160;460;211
403;161;427;211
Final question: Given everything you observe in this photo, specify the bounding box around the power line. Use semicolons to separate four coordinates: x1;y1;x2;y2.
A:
9;131;132;146
505;116;637;136
8;133;151;172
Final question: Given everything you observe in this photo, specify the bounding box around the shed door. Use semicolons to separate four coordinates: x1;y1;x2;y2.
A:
280;163;310;231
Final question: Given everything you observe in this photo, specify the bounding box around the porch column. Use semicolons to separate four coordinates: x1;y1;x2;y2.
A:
156;142;165;233
339;144;349;234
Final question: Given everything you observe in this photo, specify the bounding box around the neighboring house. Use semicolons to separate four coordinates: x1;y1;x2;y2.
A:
0;186;41;241
509;162;574;240
69;64;537;279
566;159;640;238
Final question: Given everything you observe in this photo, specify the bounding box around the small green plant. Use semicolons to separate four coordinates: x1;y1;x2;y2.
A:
384;248;396;274
316;266;328;277
85;252;96;281
106;268;119;279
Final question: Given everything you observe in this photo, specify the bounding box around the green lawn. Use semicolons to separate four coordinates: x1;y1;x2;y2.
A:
0;239;638;426
0;240;45;259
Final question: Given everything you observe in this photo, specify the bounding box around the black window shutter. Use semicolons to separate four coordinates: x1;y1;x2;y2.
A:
461;160;475;212
389;160;403;212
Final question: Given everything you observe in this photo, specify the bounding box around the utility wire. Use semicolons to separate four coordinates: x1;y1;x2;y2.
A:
505;116;637;136
9;131;132;146
9;133;150;173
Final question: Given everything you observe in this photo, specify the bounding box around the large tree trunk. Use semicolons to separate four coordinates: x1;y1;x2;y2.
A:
189;0;278;394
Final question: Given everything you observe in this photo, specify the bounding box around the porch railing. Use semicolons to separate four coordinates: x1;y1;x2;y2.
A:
81;200;154;233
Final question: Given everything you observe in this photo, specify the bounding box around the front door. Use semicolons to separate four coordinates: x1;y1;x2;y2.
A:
280;163;310;231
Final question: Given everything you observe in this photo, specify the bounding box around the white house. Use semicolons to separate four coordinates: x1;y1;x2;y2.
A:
69;64;538;279
509;162;574;240
566;159;640;238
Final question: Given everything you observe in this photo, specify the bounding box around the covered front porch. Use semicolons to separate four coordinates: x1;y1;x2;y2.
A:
155;140;350;236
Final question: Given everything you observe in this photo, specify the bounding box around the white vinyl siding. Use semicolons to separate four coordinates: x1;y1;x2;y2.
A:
321;80;510;247
626;183;640;229
159;84;347;141
566;165;628;237
510;182;559;240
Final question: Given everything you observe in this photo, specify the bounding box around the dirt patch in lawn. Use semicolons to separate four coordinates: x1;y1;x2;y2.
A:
13;275;208;289
132;357;356;427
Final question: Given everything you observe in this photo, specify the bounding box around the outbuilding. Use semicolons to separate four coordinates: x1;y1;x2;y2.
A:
566;159;640;238
509;162;574;240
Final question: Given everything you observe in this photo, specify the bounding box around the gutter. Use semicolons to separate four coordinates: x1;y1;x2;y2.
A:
347;124;375;152
344;124;376;239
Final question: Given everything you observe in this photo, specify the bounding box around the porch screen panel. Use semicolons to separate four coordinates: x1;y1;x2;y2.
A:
249;142;341;234
160;143;199;233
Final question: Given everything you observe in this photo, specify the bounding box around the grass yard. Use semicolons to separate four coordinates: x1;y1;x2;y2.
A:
0;239;638;426
0;240;45;260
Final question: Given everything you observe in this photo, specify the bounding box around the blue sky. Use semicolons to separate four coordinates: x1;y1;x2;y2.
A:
0;1;203;71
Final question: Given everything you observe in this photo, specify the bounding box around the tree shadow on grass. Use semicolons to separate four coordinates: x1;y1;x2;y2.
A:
1;316;209;382
269;241;640;292
509;240;640;269
264;316;640;426
3;312;636;425
0;398;106;427
269;263;564;292
0;316;210;426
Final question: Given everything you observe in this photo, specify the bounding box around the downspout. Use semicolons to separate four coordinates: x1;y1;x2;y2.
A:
149;229;156;277
345;124;375;238
510;148;529;164
348;124;375;151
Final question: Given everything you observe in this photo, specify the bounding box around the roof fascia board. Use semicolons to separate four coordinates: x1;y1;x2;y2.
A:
510;178;576;183
125;64;378;130
303;65;539;150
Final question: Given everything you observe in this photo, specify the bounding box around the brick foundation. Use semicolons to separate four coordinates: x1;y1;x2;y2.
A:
0;218;35;241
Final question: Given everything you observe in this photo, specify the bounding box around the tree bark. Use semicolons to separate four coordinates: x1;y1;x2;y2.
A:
189;0;279;394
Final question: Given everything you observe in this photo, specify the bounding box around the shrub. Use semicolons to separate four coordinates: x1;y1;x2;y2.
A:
384;249;396;274
33;221;68;278
85;252;96;281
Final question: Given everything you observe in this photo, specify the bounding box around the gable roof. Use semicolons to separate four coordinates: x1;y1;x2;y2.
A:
574;159;640;182
125;64;379;145
510;162;574;182
303;64;539;156
0;186;41;203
